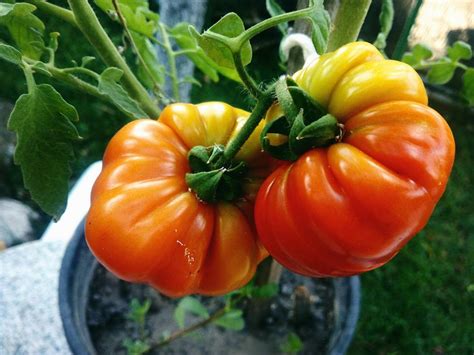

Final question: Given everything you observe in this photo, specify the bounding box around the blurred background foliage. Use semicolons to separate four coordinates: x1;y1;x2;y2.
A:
0;0;472;353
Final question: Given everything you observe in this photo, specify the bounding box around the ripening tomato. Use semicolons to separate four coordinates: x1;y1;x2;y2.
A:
255;42;455;277
86;102;268;297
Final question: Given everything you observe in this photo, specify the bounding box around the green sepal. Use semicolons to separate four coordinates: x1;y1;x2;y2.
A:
186;169;225;203
288;86;326;122
261;79;340;161
295;113;339;147
186;145;247;203
188;144;225;172
261;115;298;161
275;77;299;124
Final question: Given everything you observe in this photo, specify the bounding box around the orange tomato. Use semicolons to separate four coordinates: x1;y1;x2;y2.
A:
86;102;268;297
255;43;455;277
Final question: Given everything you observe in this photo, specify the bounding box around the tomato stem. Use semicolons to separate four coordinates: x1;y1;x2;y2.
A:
24;0;77;28
327;0;373;51
233;51;263;98
220;91;274;166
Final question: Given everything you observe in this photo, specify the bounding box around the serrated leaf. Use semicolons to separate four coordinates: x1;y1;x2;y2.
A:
307;1;330;54
447;41;472;62
0;2;45;59
174;297;209;329
462;68;474;106
213;310;245;330
266;0;288;35
191;13;252;70
427;62;456;85
130;31;165;90
0;42;21;64
7;84;79;219
94;0;159;37
412;43;433;61
98;67;148;119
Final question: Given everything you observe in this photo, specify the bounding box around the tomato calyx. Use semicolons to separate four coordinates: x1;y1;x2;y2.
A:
261;76;342;161
185;144;247;203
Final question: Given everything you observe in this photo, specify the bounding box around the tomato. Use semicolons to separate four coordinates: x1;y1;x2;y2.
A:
255;42;455;277
86;102;268;297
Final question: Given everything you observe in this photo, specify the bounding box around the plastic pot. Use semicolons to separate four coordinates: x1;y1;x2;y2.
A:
59;221;360;355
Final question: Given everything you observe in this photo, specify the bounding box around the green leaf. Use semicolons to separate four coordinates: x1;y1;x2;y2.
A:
307;0;331;54
171;24;218;81
127;298;151;326
462;68;474;106
191;13;252;70
401;53;418;67
7;84;79;219
174;297;209;329
98;67;148;119
373;0;394;51
447;41;472;62
427;62;456;85
0;2;45;59
81;56;95;67
412;43;433;61
266;0;288;35
130;31;165;90
169;23;219;82
94;0;159;38
213;310;245;330
251;283;279;298
122;339;150;355
280;332;303;353
0;42;21;64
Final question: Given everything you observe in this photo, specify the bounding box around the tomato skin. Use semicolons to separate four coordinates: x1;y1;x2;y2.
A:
255;42;455;277
86;102;268;297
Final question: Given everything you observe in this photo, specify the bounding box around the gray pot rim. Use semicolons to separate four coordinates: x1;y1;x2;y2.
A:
59;221;360;355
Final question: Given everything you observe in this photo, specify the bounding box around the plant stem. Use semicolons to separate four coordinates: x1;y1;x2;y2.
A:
158;23;180;102
246;258;283;328
24;0;77;28
392;0;424;60
233;51;262;98
67;0;160;118
22;65;37;93
220;91;273;165
327;0;373;51
62;66;100;80
24;58;135;119
150;307;227;349
111;0;163;98
237;5;315;45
